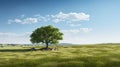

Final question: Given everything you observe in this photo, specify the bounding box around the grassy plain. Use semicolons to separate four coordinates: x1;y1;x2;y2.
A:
0;44;120;67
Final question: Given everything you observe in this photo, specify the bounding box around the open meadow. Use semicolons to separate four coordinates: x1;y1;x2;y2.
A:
0;44;120;67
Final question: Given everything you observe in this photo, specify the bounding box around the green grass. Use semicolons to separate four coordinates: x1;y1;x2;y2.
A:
0;44;120;67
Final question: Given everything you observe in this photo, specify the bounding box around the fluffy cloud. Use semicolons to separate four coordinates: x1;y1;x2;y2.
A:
8;18;40;24
8;12;90;24
51;12;90;23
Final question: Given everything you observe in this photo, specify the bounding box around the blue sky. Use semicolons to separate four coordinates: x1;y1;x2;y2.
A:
0;0;120;44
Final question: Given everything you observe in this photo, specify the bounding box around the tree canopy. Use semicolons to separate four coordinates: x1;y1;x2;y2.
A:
30;25;63;49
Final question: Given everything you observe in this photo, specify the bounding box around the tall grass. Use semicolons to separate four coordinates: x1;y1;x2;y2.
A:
0;44;120;67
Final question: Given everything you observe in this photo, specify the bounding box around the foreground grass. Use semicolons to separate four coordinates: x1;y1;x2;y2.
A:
0;45;120;67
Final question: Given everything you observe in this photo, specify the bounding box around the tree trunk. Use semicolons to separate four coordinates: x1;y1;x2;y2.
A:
45;42;48;49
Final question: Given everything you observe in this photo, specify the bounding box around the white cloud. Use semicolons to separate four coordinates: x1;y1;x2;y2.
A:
61;29;88;44
14;19;22;23
80;28;92;33
22;18;39;24
62;29;80;34
8;17;40;24
8;12;90;24
51;12;90;23
69;24;81;27
60;28;92;44
0;32;31;44
62;28;92;34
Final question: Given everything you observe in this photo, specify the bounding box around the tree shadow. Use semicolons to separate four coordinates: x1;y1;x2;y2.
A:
0;49;37;52
0;47;57;52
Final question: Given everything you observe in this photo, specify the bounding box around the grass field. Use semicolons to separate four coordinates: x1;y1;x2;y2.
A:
0;44;120;67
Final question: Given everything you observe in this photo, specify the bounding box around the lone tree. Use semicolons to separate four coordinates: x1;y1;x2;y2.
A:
30;25;63;49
